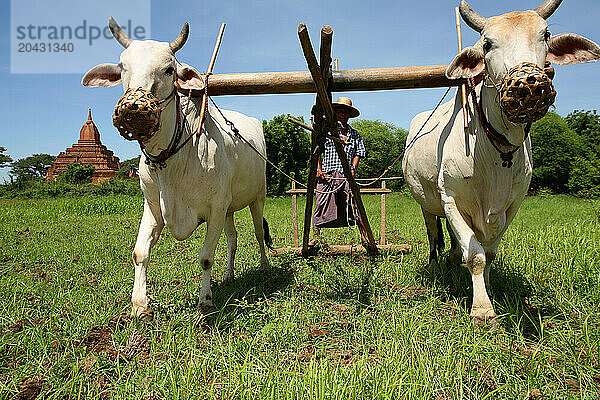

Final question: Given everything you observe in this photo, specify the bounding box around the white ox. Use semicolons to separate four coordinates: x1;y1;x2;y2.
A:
403;0;600;322
82;19;271;317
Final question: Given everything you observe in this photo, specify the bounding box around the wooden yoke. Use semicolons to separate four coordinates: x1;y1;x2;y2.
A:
298;23;378;255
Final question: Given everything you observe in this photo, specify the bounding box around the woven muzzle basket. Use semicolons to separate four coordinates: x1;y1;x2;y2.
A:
113;87;161;141
499;62;556;124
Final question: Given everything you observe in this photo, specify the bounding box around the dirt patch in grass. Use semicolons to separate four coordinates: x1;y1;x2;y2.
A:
6;317;47;333
77;314;151;364
306;323;329;338
17;376;43;400
8;319;32;332
16;227;31;237
564;378;580;394
296;344;355;366
528;388;543;399
30;268;51;284
379;282;430;299
475;362;499;392
72;316;151;399
121;331;150;360
434;391;454;400
78;325;115;354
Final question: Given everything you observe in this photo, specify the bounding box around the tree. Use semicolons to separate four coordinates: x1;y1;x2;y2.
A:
530;112;584;193
0;147;12;168
58;163;95;185
116;156;141;179
263;115;311;196
351;119;408;189
568;155;600;197
565;110;600;156
10;154;56;180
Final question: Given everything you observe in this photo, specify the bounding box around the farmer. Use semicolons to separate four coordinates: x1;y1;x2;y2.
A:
311;97;367;246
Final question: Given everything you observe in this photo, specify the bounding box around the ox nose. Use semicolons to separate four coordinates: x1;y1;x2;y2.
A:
499;62;556;124
113;87;162;141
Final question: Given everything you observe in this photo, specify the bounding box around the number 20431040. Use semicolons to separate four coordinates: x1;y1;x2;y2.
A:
18;42;74;52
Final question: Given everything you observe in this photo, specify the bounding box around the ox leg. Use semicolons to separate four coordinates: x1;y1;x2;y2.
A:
198;209;227;311
131;201;164;318
223;212;237;285
446;219;463;265
249;200;269;270
442;196;496;323
483;237;502;292
421;208;441;274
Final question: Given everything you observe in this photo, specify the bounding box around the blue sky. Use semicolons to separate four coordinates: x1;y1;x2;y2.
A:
1;0;599;181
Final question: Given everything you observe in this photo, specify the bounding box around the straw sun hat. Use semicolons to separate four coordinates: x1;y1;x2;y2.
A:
332;97;360;118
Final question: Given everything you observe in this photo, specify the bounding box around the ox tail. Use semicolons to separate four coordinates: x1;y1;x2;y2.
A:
436;216;444;253
263;218;273;250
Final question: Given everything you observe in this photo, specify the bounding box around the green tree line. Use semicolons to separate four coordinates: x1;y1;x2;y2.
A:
262;116;407;195
531;110;600;196
2;110;599;198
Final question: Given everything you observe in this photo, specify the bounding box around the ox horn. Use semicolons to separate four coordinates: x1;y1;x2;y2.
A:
108;17;132;48
535;0;563;19
169;23;189;53
459;1;487;33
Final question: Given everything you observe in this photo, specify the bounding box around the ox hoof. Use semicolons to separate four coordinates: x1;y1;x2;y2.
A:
198;297;214;314
470;308;498;326
198;302;215;315
131;305;154;321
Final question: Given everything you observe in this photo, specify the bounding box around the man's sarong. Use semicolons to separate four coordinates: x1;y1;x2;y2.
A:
313;171;361;228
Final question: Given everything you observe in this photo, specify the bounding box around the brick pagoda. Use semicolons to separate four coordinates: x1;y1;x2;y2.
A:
46;109;121;183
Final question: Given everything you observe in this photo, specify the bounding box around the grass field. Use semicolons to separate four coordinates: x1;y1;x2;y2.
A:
0;193;599;399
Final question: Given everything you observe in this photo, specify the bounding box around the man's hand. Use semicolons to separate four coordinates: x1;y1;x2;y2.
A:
317;170;328;180
351;156;360;177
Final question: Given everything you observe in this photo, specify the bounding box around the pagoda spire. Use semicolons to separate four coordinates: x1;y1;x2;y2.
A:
79;108;100;142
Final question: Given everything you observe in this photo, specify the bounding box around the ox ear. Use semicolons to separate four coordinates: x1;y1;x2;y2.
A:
176;63;205;90
547;33;600;65
82;63;122;87
446;46;485;79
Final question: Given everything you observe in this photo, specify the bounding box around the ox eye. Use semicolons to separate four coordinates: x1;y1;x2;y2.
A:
544;30;551;41
483;41;492;52
165;66;175;75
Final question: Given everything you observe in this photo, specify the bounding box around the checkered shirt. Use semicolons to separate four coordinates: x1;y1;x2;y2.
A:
321;125;366;174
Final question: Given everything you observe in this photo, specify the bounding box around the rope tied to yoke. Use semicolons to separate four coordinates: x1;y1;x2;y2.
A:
146;73;452;192
206;84;452;192
208;96;349;195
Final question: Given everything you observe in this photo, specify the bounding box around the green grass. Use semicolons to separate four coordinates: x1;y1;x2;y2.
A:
0;194;599;399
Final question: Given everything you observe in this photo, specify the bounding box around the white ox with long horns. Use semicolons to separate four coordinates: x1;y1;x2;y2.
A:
82;18;272;317
403;0;600;322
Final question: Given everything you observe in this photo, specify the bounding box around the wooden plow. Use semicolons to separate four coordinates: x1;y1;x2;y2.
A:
277;179;412;256
182;21;473;257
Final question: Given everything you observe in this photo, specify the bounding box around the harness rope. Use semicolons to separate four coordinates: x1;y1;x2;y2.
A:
141;76;452;192
468;76;531;168
207;87;452;193
208;96;348;195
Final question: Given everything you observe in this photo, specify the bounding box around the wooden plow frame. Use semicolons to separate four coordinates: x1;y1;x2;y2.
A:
275;179;412;255
181;19;472;257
